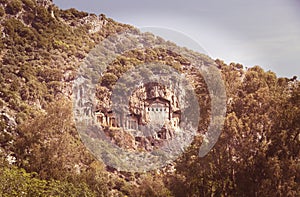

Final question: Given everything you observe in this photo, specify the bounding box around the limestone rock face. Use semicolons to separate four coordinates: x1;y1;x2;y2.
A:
129;82;180;127
76;14;107;34
95;82;181;151
36;0;53;8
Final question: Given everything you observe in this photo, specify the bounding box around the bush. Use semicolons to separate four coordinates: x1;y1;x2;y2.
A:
129;174;173;197
101;73;118;89
22;0;35;11
37;68;63;83
5;0;22;15
0;0;8;4
0;6;4;17
60;8;88;20
0;166;96;196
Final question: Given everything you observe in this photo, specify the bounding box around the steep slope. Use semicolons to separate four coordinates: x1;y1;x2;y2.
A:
0;0;299;196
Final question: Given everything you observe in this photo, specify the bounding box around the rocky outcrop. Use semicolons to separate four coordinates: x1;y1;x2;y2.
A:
36;0;53;8
95;82;182;151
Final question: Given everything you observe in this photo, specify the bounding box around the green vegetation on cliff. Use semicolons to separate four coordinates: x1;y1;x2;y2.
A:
0;0;299;196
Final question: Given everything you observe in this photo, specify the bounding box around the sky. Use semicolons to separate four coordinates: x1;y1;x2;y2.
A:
53;0;300;78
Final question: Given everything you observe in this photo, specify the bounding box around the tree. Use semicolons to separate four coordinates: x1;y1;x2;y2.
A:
100;73;118;89
167;63;299;196
14;99;92;180
0;166;96;196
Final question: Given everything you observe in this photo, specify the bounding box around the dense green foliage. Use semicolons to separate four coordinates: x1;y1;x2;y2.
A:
166;63;299;197
0;0;299;196
0;166;95;196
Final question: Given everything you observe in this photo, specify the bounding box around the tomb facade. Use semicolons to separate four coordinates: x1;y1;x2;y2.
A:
95;83;181;150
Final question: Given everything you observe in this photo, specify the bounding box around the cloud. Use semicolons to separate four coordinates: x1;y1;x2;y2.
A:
53;0;300;77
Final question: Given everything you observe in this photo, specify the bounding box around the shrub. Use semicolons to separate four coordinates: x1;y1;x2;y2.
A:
0;0;8;4
5;0;22;15
60;8;88;20
22;0;35;11
0;166;96;196
0;6;4;17
100;73;118;89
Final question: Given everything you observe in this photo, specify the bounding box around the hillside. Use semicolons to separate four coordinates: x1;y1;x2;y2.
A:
0;0;299;196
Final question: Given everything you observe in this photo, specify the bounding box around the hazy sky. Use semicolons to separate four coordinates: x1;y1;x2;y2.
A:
53;0;300;77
